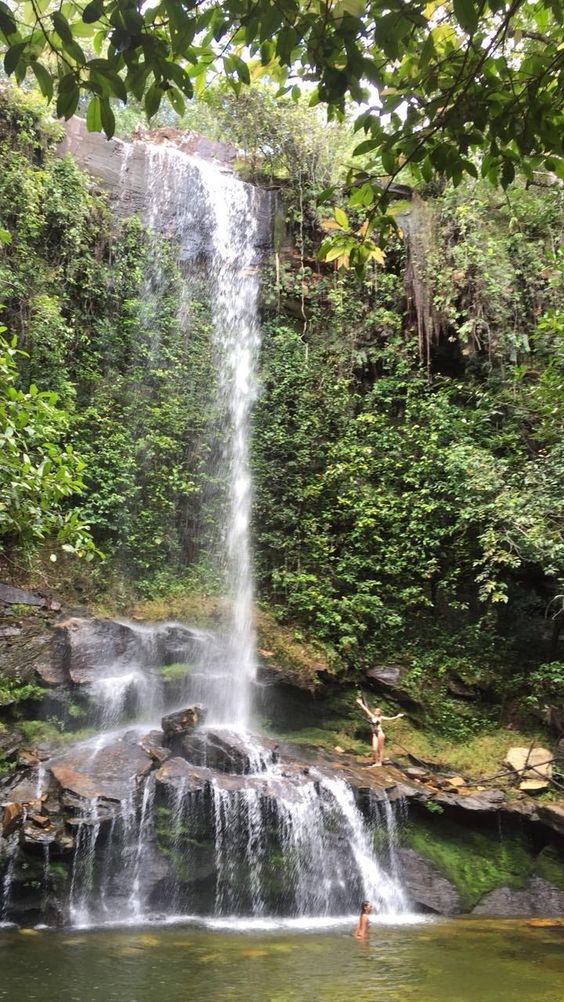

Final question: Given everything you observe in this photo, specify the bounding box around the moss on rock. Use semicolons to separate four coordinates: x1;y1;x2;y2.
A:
404;816;533;909
535;845;564;890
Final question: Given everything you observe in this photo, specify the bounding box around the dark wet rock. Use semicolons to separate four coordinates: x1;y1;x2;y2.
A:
155;757;216;796
49;736;153;805
155;756;315;802
446;675;478;700
364;664;422;710
0;583;47;607
140;730;171;766
536;803;564;837
0;615;58;687
54;617;140;685
472;876;564;917
0;727;24;760
179;728;276;774
58;117;274;256
161;705;206;741
52;616;208;686
22;823;58;847
433;790;506;812
2;772;44;807
398;848;464;915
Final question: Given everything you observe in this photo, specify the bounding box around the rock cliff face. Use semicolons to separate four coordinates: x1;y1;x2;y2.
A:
57;117;275;257
1;585;564;924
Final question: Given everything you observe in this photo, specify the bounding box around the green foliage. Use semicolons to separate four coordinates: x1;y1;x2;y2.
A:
17;718;96;745
0;677;43;706
252;170;564;731
0;87;218;580
524;663;564;705
0;333;96;556
1;1;562;269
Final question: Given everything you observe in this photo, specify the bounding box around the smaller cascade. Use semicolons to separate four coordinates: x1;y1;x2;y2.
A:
318;777;408;915
69;799;102;927
0;834;19;924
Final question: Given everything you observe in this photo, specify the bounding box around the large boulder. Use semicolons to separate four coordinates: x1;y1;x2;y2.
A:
364;664;421;709
179;728;276;774
472;876;564;917
51;617;209;686
397;848;464;915
0;615;63;687
155;755;315;803
161;705;206;742
48;734;153;806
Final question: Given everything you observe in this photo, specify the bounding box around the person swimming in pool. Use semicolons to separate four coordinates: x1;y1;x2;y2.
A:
356;695;404;766
354;900;373;939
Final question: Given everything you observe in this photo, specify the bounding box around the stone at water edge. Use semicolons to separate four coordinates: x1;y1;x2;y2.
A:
505;746;553;791
397;847;465;916
472;876;564;917
161;705;207;739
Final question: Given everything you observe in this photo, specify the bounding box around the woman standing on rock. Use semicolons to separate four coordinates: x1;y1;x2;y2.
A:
356;696;404;767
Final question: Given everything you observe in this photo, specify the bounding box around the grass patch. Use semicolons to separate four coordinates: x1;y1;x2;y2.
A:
405;816;532;908
18;719;96;747
389;718;549;779
259;721;367;756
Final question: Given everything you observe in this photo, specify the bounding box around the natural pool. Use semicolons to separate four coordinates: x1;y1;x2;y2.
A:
0;918;562;1002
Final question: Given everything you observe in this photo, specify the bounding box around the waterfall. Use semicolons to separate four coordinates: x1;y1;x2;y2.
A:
136;144;261;730
200;161;261;731
69;800;102;927
3;130;413;930
319;777;408;915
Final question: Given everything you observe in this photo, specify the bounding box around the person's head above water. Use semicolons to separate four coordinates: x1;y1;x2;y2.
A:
360;901;373;915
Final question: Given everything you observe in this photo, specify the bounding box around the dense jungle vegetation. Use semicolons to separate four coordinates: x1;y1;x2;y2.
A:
0;82;563;742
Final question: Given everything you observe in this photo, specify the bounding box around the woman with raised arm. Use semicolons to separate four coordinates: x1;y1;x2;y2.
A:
356;696;404;767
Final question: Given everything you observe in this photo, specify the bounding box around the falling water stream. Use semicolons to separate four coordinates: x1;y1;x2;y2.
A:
0;138;413;930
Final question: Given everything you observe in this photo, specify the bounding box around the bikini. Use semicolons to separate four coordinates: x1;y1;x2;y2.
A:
370;715;383;736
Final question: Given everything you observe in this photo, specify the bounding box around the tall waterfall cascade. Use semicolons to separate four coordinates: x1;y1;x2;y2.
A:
0;130;413;929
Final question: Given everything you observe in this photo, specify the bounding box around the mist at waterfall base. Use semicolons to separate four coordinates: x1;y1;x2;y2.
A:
1;142;415;932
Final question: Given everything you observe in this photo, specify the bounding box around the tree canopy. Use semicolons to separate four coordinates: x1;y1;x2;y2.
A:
1;1;562;266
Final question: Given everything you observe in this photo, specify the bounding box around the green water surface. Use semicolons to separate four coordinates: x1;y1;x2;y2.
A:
0;919;562;1002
